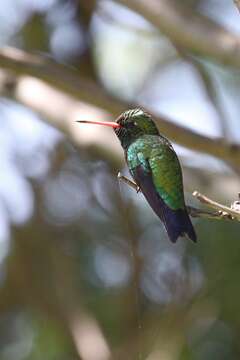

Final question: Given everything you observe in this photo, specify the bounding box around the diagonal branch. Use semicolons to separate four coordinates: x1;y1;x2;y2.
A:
234;0;240;13
116;0;240;68
0;47;240;169
0;47;126;114
118;173;240;222
193;191;240;221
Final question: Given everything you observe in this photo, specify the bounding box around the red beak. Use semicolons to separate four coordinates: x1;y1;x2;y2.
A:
76;120;120;129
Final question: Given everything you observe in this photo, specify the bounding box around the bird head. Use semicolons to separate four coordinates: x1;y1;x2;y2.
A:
76;108;159;149
114;108;159;148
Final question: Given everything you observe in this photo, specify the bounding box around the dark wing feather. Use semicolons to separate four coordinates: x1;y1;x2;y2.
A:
132;164;196;243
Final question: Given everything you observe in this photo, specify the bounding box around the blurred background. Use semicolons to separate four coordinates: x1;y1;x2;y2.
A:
0;0;240;359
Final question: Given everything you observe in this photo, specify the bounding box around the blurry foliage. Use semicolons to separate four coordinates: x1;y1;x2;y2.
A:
0;0;240;359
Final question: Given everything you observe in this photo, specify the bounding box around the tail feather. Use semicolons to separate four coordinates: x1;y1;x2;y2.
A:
161;205;197;243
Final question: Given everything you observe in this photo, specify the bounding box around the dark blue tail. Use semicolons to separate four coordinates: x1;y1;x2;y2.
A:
161;205;197;243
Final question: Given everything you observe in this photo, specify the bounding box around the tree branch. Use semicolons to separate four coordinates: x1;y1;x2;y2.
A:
193;191;240;221
118;173;240;222
116;0;240;68
234;0;240;13
0;47;126;114
1;47;240;169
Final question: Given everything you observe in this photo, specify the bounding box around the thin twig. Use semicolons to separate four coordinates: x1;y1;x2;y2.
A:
118;172;240;221
193;191;240;221
118;173;140;192
186;206;230;220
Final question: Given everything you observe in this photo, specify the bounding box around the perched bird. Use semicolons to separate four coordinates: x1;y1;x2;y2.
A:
77;108;196;243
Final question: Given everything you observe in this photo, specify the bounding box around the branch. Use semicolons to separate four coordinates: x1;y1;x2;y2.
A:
0;47;126;114
1;47;240;169
186;206;230;221
116;0;240;68
193;191;240;221
118;173;240;221
234;0;240;13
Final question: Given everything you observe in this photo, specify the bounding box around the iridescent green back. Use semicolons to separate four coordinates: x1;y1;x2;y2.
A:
127;135;185;210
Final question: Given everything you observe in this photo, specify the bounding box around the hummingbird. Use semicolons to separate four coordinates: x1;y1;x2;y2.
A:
77;108;196;243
